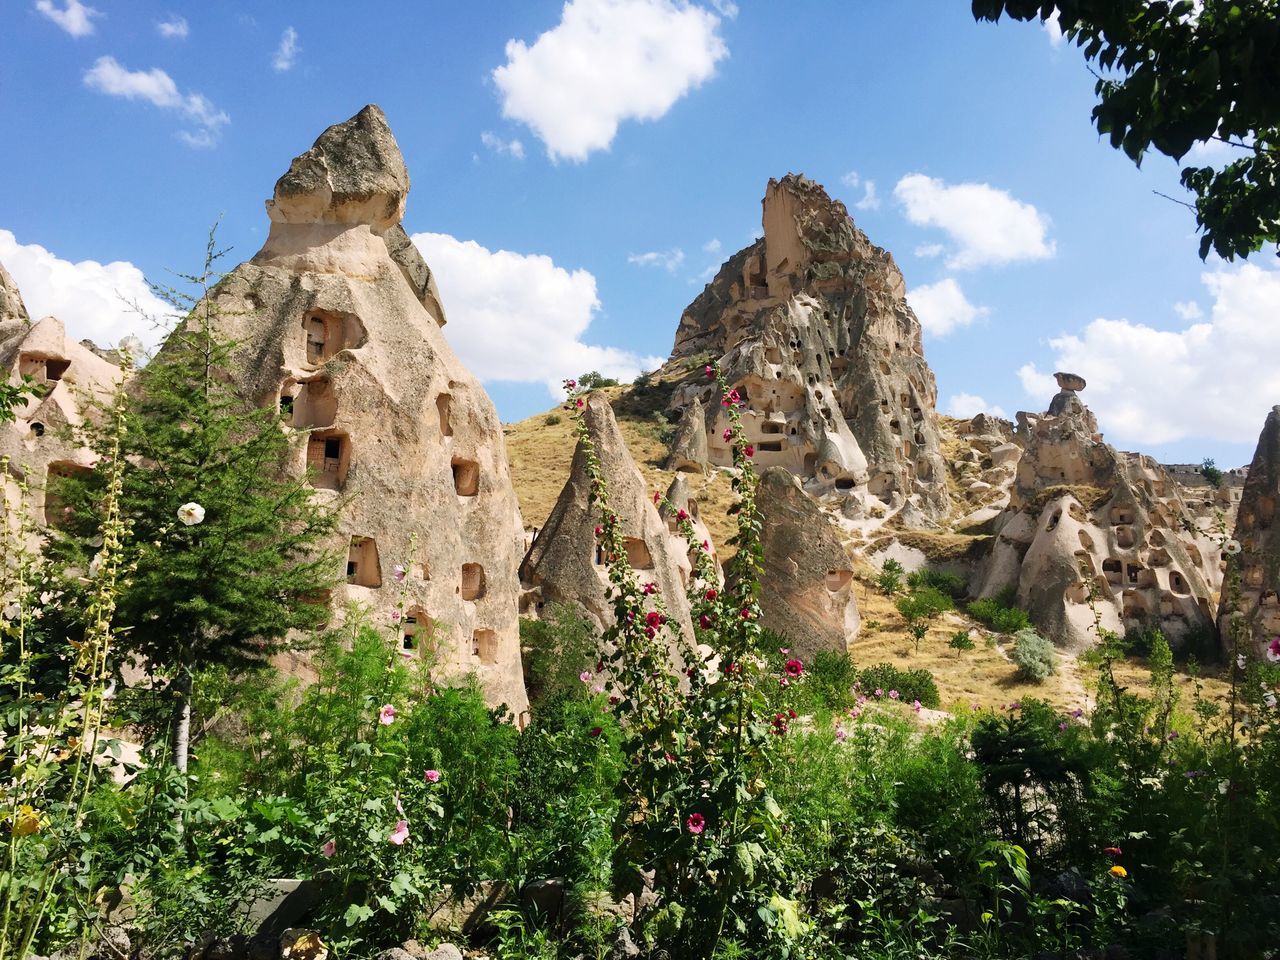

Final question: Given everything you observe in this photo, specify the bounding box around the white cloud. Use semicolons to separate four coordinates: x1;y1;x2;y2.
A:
1043;12;1065;47
492;0;729;162
840;170;879;211
410;232;662;395
894;173;1055;270
908;278;989;337
156;15;189;39
947;393;1007;420
0;229;172;352
1018;260;1280;446
34;0;99;37
272;26;300;72
708;0;738;16
1173;300;1203;321
702;238;721;254
83;56;229;147
628;248;684;272
480;131;525;159
914;243;945;259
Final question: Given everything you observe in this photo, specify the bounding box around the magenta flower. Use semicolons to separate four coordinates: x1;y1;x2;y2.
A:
378;704;397;725
388;820;410;845
744;445;754;457
705;365;714;378
888;689;899;700
874;688;883;698
912;699;921;713
677;509;688;521
722;427;733;441
589;726;603;738
835;726;847;742
425;769;441;783
643;582;658;595
321;839;336;858
699;614;713;629
646;611;664;628
687;812;706;834
1269;637;1280;662
784;658;804;678
580;670;594;683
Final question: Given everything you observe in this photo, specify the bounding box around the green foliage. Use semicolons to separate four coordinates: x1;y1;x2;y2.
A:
856;663;940;709
973;0;1280;261
519;604;600;705
967;588;1032;634
576;371;621;390
906;568;967;600
1200;456;1225;488
876;559;904;595
949;630;976;655
897;585;953;653
542;413;562;426
1011;628;1056;683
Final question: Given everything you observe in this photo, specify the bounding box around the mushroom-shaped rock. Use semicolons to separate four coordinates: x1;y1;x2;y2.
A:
1224;406;1280;658
1054;371;1087;392
267;104;409;229
520;394;696;638
664;397;708;473
754;467;859;659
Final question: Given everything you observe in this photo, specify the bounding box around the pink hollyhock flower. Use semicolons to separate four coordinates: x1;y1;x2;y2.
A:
321;839;336;858
664;752;676;762
378;704;397;725
644;626;656;638
388;820;410;845
740;607;753;620
1269;637;1280;662
594;525;603;537
575;398;584;408
653;491;661;504
722;428;733;442
778;677;789;687
580;670;593;683
784;658;804;678
912;700;922;713
643;582;658;595
425;769;441;783
592;684;605;694
1009;701;1022;711
779;647;790;655
564;379;577;390
393;564;407;582
391;611;402;623
699;614;713;629
835;726;847;742
850;707;862;719
888;689;899;700
701;540;710;552
705;365;714;378
686;812;706;834
874;688;883;698
744;445;755;457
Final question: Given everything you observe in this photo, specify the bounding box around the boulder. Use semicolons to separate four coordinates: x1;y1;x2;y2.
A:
168;105;528;714
755;467;859;658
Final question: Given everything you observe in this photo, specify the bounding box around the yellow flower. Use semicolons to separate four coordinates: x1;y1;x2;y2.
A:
13;805;41;837
1109;865;1128;878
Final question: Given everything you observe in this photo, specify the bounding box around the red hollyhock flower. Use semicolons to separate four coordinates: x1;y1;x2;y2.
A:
593;525;603;536
705;365;714;378
643;582;658;595
589;726;603;738
677;509;688;521
653;491;661;504
646;610;664;627
1104;846;1123;857
686;812;706;834
740;607;753;620
784;658;804;678
744;445;755;457
788;708;797;720
705;588;717;601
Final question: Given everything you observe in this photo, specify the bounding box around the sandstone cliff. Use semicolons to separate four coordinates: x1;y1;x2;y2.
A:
166;105;528;714
1225;406;1280;658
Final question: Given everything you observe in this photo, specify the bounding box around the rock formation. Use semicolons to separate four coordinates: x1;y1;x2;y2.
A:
1225;406;1280;658
755;467;859;659
0;307;125;533
170;105;528;714
974;374;1218;651
520;394;698;637
657;472;722;584
664;174;950;523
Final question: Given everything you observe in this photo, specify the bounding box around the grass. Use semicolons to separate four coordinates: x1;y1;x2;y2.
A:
503;386;740;556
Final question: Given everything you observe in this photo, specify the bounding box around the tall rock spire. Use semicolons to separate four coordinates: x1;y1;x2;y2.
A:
168;105;528;715
1226;406;1280;658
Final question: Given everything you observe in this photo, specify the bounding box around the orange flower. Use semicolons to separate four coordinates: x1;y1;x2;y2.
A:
1109;865;1128;878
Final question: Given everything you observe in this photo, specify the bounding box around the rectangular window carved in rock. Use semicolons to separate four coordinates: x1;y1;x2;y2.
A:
461;562;485;600
452;457;479;497
346;536;381;588
306;431;349;490
472;628;498;664
437;393;453;437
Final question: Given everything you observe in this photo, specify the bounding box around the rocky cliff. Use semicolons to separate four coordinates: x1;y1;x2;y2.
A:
1225;406;1280;658
168;105;529;715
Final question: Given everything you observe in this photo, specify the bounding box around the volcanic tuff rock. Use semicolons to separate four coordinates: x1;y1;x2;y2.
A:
974;374;1219;652
0;260;28;326
0;310;124;534
519;394;699;639
665;174;949;523
1225;406;1280;658
168;104;528;714
754;467;859;659
658;472;723;585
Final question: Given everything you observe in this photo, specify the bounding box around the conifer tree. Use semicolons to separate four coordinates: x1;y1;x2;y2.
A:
54;232;339;772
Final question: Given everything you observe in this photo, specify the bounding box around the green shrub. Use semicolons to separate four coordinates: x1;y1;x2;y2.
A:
949;630;975;655
577;370;620;389
543;413;562;426
967;590;1032;633
1011;628;1056;682
857;663;940;708
520;603;601;705
906;568;968;599
876;559;904;595
808;649;859;711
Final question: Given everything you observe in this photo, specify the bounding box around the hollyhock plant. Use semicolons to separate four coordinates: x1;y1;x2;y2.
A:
1269;637;1280;662
378;704;397;725
176;501;205;526
686;812;706;834
321;839;336;858
784;658;804;678
424;769;441;783
388;820;409;845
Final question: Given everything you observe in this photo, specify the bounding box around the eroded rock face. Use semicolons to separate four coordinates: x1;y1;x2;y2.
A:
665;175;949;523
0;313;124;533
0;261;28;325
1226;406;1280;658
520;394;697;637
755;467;859;659
174;105;527;715
975;380;1218;651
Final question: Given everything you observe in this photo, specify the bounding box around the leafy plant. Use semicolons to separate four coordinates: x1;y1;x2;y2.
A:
876;559;904;596
1010;629;1056;683
968;588;1032;634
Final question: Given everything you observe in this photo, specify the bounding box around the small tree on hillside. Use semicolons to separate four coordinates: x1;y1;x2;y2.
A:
53;232;339;773
897;586;954;654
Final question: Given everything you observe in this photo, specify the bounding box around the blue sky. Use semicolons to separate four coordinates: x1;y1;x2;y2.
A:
2;0;1276;468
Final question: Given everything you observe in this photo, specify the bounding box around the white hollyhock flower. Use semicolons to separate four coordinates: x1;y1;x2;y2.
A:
177;502;206;526
86;553;104;579
1224;539;1242;555
2;600;20;621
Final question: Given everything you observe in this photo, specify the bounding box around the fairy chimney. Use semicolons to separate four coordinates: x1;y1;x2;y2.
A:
168;105;528;714
520;394;699;637
1225;406;1280;658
